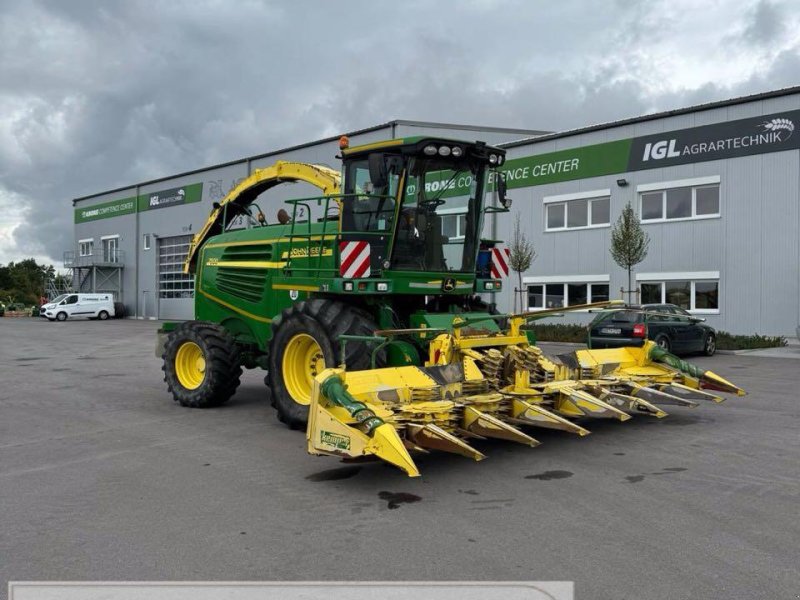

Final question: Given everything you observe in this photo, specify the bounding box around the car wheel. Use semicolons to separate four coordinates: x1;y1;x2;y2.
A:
98;310;109;320
56;312;67;322
654;334;671;353
703;333;716;356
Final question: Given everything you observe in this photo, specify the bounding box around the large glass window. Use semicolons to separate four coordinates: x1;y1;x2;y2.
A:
640;183;720;222
641;193;663;220
567;199;588;228
641;283;662;304
639;278;719;311
527;281;610;310
666;188;692;219
158;235;194;299
695;186;720;216
546;204;565;229
665;280;691;309
546;196;610;231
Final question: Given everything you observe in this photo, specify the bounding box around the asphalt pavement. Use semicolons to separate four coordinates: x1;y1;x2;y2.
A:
1;318;798;600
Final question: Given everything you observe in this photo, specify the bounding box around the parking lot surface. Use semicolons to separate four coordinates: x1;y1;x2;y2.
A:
1;318;798;600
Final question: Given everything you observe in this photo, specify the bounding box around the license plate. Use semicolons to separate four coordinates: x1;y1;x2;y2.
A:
600;327;622;335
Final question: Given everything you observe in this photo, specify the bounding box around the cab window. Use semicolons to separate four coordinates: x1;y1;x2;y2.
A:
341;158;400;233
64;295;78;305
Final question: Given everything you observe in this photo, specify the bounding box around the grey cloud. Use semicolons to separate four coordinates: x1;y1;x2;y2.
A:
1;0;797;264
742;0;785;45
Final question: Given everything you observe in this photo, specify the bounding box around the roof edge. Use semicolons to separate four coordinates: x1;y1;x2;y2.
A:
73;120;547;205
500;85;800;149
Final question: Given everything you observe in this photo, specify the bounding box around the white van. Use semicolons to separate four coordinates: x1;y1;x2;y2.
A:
41;293;116;321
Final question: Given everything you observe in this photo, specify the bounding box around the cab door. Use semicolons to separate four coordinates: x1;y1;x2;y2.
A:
62;294;79;317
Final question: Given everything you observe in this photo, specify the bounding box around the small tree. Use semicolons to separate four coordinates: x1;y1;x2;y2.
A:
610;203;650;304
508;213;536;312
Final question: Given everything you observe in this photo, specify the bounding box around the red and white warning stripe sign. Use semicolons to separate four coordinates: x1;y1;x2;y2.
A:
339;240;371;278
490;247;510;278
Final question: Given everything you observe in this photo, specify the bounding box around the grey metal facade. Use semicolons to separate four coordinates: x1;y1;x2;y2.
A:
71;91;800;335
489;87;800;336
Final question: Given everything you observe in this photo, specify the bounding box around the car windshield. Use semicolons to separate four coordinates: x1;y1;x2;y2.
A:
49;294;67;304
391;156;485;273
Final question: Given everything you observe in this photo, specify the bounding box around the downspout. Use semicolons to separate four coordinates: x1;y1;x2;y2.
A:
134;184;140;319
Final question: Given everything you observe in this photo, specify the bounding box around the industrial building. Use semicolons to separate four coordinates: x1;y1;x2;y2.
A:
70;87;800;334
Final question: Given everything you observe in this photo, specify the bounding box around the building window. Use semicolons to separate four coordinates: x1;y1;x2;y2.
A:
158;234;194;299
526;278;610;310
637;272;719;313
440;211;467;240
638;177;720;223
143;234;151;251
79;239;94;257
544;190;611;232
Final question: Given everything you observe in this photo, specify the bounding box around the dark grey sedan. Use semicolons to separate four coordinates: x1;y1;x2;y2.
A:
587;303;716;356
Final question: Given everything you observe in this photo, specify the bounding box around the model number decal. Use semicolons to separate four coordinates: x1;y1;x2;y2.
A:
320;430;350;450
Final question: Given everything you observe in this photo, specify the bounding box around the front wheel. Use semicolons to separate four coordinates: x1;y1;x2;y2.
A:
268;300;381;429
56;312;67;322
703;333;716;356
162;322;242;408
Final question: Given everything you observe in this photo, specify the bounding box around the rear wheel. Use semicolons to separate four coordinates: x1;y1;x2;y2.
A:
268;300;380;429
162;321;242;408
654;334;671;353
98;310;109;320
703;332;716;356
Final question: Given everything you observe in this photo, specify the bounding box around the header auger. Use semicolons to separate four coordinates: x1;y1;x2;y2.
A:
158;135;745;477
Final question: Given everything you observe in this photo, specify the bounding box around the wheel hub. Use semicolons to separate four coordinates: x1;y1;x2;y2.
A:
282;333;325;406
175;341;206;390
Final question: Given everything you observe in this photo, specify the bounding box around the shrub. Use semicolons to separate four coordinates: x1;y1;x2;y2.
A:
715;331;787;350
524;323;588;343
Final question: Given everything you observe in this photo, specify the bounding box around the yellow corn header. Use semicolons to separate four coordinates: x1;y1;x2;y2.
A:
306;310;745;477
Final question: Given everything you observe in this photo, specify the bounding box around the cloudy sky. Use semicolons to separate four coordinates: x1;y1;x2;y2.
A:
1;0;798;266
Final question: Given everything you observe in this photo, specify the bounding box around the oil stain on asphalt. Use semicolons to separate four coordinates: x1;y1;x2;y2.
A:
525;470;573;481
625;467;687;483
378;491;422;509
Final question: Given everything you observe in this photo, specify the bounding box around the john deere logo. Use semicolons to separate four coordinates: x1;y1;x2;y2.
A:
442;278;456;292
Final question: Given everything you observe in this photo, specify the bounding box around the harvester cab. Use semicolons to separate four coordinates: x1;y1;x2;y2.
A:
160;134;745;478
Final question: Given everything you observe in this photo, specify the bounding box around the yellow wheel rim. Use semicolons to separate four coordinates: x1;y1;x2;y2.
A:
175;341;206;390
282;333;326;406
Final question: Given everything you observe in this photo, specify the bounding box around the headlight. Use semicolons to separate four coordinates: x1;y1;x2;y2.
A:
423;144;438;156
343;281;354;291
489;154;498;164
451;146;463;157
376;282;388;292
438;146;451;157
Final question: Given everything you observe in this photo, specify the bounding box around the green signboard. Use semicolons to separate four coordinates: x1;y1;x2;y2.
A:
74;196;136;223
137;182;203;212
75;183;203;223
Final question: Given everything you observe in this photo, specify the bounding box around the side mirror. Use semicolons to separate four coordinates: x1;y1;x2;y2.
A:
496;173;512;209
368;153;388;189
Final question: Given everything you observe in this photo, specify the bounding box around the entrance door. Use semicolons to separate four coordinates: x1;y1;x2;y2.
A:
102;237;119;263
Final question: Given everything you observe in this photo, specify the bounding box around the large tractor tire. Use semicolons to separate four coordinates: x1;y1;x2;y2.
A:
162;321;242;408
268;300;381;429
